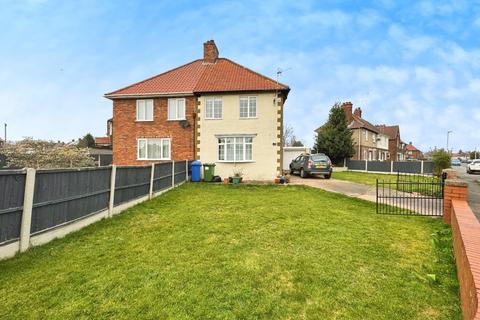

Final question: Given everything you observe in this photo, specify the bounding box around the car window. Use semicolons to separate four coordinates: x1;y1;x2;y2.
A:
294;156;302;162
474;160;480;164
312;154;328;161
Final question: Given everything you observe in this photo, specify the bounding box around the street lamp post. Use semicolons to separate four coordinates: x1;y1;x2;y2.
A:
446;130;453;153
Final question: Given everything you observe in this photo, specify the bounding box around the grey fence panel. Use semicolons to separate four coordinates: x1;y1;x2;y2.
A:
367;161;391;172
114;166;151;205
31;167;111;234
153;162;173;192
393;161;422;174
0;171;26;243
423;162;434;174
347;160;366;171
174;161;187;185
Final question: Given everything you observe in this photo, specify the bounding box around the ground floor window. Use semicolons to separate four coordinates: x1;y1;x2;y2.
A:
218;136;253;162
137;138;171;160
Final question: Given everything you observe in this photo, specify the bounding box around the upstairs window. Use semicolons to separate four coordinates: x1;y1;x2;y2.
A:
240;96;257;118
168;98;186;120
136;99;154;121
205;97;222;119
137;138;170;160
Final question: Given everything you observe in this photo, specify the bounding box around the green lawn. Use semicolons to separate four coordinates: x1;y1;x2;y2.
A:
0;184;460;319
333;171;442;196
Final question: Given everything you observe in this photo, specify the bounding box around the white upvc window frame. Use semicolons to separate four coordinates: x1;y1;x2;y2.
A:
217;135;254;162
136;99;154;121
239;96;257;119
205;97;223;120
167;98;186;121
137;138;171;160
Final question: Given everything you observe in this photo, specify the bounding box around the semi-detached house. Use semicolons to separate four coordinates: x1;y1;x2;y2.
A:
105;40;290;181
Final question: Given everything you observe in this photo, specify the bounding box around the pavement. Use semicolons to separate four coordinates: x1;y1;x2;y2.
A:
452;164;480;220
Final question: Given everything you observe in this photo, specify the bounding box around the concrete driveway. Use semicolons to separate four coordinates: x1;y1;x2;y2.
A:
290;175;377;202
290;174;443;215
452;164;480;220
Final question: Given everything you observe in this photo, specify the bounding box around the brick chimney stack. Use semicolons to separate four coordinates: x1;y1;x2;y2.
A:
203;40;219;63
354;107;362;118
342;102;353;124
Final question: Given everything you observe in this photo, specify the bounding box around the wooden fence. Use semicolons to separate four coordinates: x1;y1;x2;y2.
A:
0;161;192;259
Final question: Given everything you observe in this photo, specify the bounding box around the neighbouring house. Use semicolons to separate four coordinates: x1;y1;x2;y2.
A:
94;136;112;149
405;143;423;160
322;102;390;161
375;125;406;161
104;40;289;180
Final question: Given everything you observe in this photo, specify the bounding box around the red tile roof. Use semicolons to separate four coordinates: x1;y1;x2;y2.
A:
406;144;419;151
95;137;111;145
375;125;400;140
105;58;289;97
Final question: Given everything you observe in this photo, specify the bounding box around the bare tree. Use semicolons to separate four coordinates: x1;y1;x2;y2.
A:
283;124;304;147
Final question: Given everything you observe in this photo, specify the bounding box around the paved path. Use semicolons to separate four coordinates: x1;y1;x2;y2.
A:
290;175;442;215
453;165;480;220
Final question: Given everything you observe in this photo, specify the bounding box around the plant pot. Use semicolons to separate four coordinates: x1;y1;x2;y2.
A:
223;178;229;184
274;178;281;184
232;176;242;184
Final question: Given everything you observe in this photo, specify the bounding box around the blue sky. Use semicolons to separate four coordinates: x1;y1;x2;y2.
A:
1;0;479;152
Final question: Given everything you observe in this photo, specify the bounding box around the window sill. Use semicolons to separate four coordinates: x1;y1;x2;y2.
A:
216;161;255;163
239;117;258;120
135;120;154;122
167;118;187;121
204;118;223;120
137;158;171;161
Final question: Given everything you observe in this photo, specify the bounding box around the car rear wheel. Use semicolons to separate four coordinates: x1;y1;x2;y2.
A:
300;168;308;178
324;174;331;179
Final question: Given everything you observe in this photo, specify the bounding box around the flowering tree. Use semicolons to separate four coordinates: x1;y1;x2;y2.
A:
2;138;95;169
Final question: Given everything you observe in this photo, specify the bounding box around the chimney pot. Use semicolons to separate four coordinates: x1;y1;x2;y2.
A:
354;107;362;118
203;40;219;63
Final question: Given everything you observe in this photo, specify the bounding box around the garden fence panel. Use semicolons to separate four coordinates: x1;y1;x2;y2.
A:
174;161;187;185
346;160;366;171
393;161;422;174
366;161;390;172
153;162;173;192
31;167;111;234
114;166;151;205
423;162;434;174
0;170;26;244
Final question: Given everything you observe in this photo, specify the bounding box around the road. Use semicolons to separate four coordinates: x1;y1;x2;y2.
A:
453;164;480;220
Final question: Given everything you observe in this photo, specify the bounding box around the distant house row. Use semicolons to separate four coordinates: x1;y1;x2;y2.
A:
316;102;423;161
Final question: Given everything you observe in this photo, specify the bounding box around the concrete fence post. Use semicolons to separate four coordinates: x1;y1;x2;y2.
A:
149;163;155;199
365;160;368;172
171;161;175;187
343;158;347;168
390;161;394;174
420;161;424;174
185;160;188;181
108;165;117;218
19;168;36;252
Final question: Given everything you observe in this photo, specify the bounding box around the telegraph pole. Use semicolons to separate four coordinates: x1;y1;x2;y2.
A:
446;130;452;153
3;123;6;143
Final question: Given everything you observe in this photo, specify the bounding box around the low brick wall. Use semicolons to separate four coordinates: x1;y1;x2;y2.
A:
450;200;480;320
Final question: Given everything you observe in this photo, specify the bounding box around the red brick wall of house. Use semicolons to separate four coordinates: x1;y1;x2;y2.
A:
112;97;196;165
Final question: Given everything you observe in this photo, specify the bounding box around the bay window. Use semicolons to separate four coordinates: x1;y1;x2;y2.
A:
218;136;253;162
137;138;171;160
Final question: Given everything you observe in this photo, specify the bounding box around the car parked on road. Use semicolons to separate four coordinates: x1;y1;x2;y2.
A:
451;159;461;166
289;153;332;179
467;160;480;174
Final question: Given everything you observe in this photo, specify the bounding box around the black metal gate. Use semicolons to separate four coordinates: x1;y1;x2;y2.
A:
376;173;446;216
